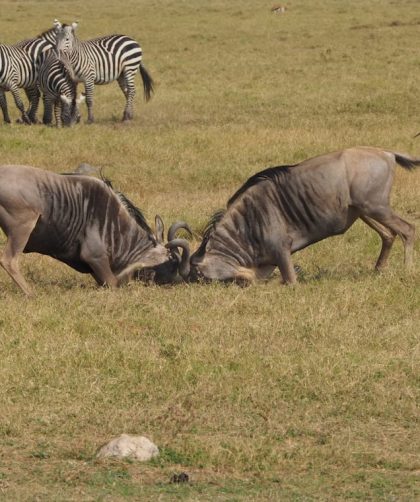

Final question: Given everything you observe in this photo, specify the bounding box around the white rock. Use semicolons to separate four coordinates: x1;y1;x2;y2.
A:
96;434;159;461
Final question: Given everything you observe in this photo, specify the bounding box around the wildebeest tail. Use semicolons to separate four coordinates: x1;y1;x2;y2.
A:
140;62;154;101
394;153;420;171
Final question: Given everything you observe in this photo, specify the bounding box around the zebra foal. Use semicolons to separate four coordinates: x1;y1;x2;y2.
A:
38;51;85;127
54;20;154;123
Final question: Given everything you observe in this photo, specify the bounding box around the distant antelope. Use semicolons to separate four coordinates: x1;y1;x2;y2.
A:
271;5;287;14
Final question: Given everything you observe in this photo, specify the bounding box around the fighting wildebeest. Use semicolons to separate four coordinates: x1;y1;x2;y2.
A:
184;147;418;284
0;165;188;295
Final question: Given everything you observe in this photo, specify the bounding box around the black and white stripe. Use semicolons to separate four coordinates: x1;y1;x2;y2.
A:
54;21;154;122
38;51;84;127
0;29;55;124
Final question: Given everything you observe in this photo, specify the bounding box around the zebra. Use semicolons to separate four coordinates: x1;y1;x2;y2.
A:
38;50;85;127
0;28;56;124
54;20;154;123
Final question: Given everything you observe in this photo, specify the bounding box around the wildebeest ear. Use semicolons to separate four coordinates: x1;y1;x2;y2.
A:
155;215;164;244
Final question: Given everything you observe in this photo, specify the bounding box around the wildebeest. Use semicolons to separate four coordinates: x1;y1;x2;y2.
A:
0;165;188;295
184;147;418;284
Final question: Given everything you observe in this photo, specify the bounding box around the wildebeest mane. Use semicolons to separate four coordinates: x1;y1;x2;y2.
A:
194;209;226;257
227;164;296;206
101;176;154;237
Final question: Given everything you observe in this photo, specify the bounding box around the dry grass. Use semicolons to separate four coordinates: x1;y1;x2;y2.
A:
0;0;419;500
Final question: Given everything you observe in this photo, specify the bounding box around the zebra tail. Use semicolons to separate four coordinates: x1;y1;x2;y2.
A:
139;62;154;101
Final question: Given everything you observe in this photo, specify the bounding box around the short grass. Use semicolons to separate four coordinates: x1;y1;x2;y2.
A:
0;0;419;500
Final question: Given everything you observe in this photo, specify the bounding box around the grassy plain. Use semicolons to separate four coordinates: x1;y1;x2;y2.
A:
0;0;419;499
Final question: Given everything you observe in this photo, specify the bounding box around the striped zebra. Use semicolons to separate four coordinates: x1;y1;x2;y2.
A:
0;28;56;124
38;50;85;127
54;20;154;123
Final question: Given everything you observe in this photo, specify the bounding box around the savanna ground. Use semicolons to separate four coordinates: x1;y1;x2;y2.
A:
0;0;419;500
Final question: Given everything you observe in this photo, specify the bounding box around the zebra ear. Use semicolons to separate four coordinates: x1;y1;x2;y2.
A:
60;94;72;105
53;19;62;30
72;21;79;31
76;93;86;105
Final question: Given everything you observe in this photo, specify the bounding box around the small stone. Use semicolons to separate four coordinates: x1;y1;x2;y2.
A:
96;434;159;461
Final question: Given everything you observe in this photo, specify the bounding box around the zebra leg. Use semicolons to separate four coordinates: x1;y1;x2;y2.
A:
25;87;41;124
10;86;31;124
84;80;95;124
42;96;54;125
119;71;136;121
0;90;11;124
53;100;62;128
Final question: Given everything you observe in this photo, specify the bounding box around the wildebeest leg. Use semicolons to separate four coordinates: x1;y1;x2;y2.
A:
0;216;39;296
0;90;11;124
85;256;118;287
274;239;297;284
364;210;415;269
80;241;118;287
361;216;396;270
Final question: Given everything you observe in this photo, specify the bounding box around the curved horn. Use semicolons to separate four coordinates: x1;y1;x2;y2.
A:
166;238;190;279
167;221;192;242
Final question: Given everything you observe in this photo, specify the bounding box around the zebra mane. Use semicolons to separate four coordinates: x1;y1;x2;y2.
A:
194;209;226;257
227;164;296;206
101;176;154;238
56;51;77;82
37;27;58;40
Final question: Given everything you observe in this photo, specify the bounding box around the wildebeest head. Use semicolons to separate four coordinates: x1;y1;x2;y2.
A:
99;179;191;286
182;210;254;285
135;217;192;285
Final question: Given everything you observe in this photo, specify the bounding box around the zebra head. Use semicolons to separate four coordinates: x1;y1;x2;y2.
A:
54;20;79;53
60;93;85;126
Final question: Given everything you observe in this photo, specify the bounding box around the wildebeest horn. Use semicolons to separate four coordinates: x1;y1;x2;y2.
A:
167;221;192;242
166;239;190;279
